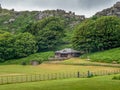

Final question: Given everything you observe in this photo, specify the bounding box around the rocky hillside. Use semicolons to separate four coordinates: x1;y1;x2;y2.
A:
95;2;120;17
0;4;85;33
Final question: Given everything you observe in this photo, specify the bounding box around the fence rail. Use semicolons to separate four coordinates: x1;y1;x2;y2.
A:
0;69;120;85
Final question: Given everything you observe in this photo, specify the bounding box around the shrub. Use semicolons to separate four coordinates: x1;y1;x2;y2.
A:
112;76;120;80
21;62;27;65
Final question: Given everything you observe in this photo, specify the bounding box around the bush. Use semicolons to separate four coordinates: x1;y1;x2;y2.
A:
0;58;4;62
30;59;43;65
87;71;94;78
112;76;120;80
21;62;27;65
0;31;37;61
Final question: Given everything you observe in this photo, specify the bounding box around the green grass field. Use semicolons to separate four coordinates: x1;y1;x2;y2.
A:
0;74;120;90
0;61;119;90
0;63;119;75
0;62;119;85
0;48;120;90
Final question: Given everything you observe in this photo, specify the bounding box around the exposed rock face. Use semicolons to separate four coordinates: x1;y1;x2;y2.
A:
0;4;86;32
35;9;85;29
36;9;85;21
3;18;15;24
95;2;120;17
0;4;2;13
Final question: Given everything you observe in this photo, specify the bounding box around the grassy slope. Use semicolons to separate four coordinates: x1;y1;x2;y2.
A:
57;58;120;67
0;51;54;65
1;47;120;65
81;48;120;63
0;75;120;90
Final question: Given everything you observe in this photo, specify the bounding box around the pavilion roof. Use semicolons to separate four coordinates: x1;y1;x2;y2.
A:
55;48;80;54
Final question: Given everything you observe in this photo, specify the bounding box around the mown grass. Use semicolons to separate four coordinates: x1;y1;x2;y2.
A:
81;48;120;63
0;51;54;65
0;63;119;75
0;74;120;90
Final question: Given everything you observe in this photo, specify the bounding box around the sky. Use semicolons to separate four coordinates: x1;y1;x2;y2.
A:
0;0;120;17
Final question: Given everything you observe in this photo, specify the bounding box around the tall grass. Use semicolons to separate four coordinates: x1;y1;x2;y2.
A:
81;48;120;63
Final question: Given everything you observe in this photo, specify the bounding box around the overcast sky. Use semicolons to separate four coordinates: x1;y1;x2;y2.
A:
0;0;119;17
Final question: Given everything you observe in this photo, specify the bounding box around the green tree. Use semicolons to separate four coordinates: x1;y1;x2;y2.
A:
0;31;37;61
0;30;14;61
24;17;65;51
73;16;120;53
13;32;37;58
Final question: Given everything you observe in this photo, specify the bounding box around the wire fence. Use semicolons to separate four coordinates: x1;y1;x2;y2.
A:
0;69;120;85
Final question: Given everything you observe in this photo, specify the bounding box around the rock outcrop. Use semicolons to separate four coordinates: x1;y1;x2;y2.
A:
0;4;2;13
0;3;86;33
35;9;85;29
36;9;85;21
95;2;120;17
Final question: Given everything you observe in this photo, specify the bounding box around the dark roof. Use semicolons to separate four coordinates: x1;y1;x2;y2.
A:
55;48;80;54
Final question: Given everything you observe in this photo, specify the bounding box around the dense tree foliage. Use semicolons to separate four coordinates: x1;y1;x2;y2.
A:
73;16;120;53
24;17;65;51
0;17;65;62
0;30;13;61
1;15;120;63
13;32;37;58
0;30;37;62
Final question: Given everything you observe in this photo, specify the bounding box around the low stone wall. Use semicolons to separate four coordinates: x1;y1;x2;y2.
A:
48;57;70;61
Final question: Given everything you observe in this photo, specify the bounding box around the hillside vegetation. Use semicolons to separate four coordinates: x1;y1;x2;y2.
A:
0;7;120;64
0;51;54;65
0;8;85;62
82;48;120;63
0;8;84;33
73;16;120;53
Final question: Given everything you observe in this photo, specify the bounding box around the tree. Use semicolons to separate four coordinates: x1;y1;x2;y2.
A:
73;16;120;53
13;32;37;58
23;17;65;51
0;31;38;61
0;30;14;61
73;19;96;53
